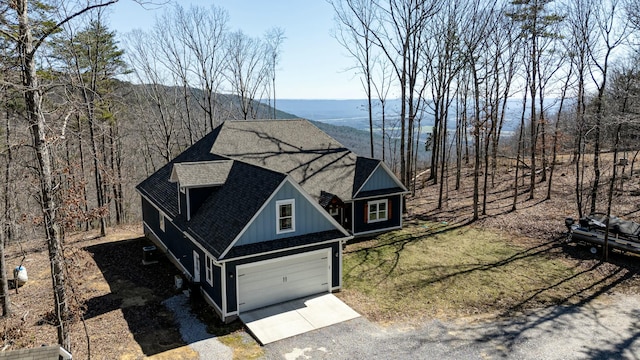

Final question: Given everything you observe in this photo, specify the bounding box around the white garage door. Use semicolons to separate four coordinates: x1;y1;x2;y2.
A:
237;249;331;313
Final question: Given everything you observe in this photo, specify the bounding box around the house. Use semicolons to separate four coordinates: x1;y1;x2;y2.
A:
136;119;408;321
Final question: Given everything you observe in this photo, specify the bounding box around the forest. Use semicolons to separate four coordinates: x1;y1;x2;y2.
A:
1;0;640;352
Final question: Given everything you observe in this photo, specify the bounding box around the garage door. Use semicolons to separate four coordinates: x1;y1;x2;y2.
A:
237;249;331;313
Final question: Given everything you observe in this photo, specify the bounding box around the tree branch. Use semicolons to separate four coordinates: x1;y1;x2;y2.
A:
31;0;119;55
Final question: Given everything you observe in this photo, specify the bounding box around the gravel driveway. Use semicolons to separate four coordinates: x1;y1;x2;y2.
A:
261;293;640;359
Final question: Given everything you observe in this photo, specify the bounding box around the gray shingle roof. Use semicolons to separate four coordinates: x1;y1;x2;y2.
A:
184;162;286;258
137;119;400;259
209;119;372;201
136;128;225;218
169;160;233;188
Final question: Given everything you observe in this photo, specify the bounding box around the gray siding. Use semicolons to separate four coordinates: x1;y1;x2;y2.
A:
235;181;337;246
360;165;398;192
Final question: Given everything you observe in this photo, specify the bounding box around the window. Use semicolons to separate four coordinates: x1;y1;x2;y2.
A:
329;207;339;216
276;199;295;234
367;200;388;223
159;212;165;232
205;254;214;286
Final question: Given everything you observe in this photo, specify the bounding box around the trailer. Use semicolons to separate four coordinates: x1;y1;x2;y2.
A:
565;213;640;255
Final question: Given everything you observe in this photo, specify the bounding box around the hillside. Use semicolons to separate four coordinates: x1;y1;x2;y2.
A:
2;158;640;358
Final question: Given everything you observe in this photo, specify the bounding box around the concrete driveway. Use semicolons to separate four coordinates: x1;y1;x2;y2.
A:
262;293;640;359
239;294;360;345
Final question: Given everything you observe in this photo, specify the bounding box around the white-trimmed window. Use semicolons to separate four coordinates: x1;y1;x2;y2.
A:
205;254;214;286
276;199;295;234
367;200;388;223
329;207;339;216
159;212;165;232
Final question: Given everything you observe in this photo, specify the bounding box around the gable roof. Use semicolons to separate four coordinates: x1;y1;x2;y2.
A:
209;119;389;201
136;128;225;218
170;160;233;188
137;119;403;258
184;161;287;258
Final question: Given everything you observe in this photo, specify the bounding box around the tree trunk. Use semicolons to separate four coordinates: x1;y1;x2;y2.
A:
17;0;72;348
0;229;9;316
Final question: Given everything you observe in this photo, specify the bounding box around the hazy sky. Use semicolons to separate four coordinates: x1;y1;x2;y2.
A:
108;0;364;100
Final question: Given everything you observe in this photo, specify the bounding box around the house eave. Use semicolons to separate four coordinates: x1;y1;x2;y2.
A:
219;235;352;263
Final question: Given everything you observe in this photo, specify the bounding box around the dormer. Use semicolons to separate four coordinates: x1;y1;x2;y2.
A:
169;160;233;220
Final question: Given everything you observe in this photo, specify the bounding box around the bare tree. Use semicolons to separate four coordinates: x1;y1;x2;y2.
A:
225;30;270;120
507;0;564;200
423;0;465;207
1;0;120;349
264;27;285;119
565;0;595;217
587;0;629;213
331;0;378;158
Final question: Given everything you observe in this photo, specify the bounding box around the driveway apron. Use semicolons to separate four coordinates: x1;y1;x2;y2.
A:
239;294;360;345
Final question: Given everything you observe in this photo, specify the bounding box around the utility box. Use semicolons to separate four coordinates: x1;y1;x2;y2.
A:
142;245;158;265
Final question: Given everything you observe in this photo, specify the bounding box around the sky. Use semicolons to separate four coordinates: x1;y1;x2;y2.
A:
108;0;365;100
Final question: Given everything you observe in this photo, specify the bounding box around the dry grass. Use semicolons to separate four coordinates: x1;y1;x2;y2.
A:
339;158;640;325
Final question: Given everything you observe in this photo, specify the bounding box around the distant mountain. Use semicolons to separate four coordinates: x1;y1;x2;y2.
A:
275;98;569;135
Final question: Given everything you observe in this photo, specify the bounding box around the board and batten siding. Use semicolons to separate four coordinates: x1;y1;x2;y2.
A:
360;165;399;192
234;181;337;246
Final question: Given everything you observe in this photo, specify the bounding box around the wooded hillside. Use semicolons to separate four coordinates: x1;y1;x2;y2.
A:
2;0;640;352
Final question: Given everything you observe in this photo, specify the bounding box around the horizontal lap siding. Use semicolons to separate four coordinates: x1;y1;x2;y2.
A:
353;195;402;234
142;198;223;309
200;261;223;307
224;242;341;314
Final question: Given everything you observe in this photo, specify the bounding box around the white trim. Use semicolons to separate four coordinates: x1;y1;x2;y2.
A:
351;202;355;233
219;178;289;259
235;248;331;314
144;222;191;275
186;187;191;221
399;195;404;228
139;193;221;267
276;199;295;234
329;207;339;216
221;262;227;317
205;254;214;286
354;225;402;237
221;236;350;262
367;199;388;223
337;240;343;290
219;176;351;259
200;287;225;319
177;183;182;213
353;161;408;197
284;175;350;236
137;191;173;222
58;346;73;360
351;191;409;201
183;232;222;266
193;251;201;283
159;212;165;232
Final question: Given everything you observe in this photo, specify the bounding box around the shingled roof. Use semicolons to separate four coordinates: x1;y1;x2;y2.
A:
170;160;233;188
209;119;378;201
136;128;225;218
137;119;402;258
183;161;287;258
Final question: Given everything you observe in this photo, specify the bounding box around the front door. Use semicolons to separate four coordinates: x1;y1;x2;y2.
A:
193;251;201;283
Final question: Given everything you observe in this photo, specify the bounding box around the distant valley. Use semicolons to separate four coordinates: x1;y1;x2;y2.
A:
272;98;567;160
